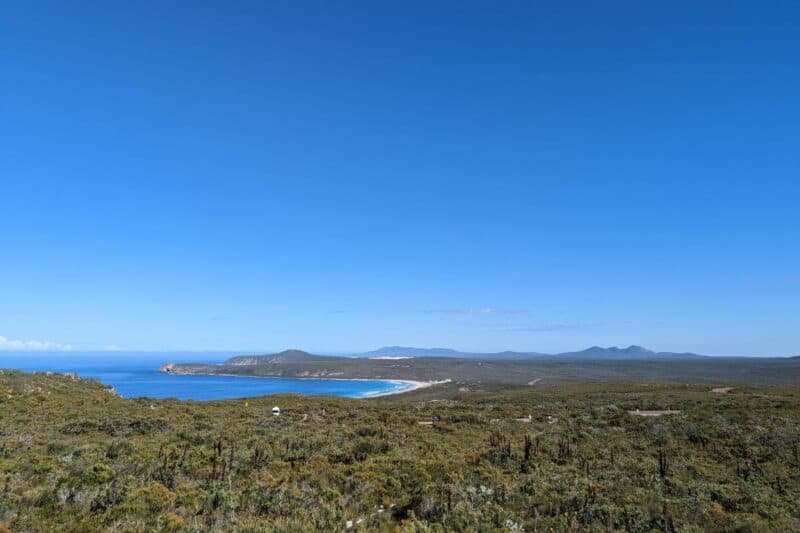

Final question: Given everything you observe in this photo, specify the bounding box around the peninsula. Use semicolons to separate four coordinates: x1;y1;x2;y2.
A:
160;347;800;389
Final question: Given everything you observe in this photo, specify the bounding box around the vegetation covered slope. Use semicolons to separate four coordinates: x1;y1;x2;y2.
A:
1;370;799;531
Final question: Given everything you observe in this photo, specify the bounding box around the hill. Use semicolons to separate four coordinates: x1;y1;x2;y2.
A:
2;370;799;531
360;346;468;357
226;349;320;365
555;345;705;360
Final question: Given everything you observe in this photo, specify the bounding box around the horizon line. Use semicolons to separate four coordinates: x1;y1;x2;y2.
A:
0;346;796;358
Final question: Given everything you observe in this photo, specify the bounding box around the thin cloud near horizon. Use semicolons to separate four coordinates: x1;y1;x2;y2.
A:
503;323;589;333
0;334;73;352
423;307;529;316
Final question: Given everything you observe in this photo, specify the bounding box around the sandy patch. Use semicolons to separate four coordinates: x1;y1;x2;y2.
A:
365;378;452;398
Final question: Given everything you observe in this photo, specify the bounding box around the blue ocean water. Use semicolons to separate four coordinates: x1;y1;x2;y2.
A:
0;352;412;400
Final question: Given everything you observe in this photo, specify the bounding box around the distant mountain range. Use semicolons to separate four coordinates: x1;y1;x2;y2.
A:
360;346;471;357
358;345;706;360
167;346;712;374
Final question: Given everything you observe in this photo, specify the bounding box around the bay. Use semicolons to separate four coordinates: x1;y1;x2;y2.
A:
0;351;413;400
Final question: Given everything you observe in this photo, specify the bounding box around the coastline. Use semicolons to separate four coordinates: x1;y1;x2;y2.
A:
160;367;451;398
363;378;452;398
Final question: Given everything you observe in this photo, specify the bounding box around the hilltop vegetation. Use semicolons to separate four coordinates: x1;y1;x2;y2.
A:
1;370;799;531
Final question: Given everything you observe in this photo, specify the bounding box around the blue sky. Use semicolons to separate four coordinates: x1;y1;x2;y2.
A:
1;2;798;355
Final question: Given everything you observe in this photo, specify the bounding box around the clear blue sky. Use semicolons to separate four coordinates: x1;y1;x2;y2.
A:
1;2;798;355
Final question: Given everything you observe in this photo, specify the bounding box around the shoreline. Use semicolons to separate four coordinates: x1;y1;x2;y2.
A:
363;378;452;398
160;367;451;398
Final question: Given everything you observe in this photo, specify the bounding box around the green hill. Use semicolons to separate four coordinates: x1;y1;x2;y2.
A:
1;369;799;531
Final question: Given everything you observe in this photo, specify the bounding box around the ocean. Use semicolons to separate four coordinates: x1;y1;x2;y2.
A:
0;351;413;400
